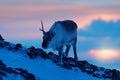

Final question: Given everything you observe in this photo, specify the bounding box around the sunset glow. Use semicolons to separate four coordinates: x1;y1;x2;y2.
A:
0;4;120;31
89;49;120;62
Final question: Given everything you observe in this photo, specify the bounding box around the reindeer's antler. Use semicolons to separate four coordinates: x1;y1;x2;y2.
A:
40;20;45;34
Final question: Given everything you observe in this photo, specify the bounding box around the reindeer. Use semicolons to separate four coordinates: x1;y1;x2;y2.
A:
40;20;78;63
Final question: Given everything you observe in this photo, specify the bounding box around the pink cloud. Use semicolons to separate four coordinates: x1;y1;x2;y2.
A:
0;4;120;40
89;49;120;63
0;5;120;28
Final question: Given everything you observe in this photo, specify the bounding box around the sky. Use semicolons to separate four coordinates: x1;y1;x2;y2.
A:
0;0;120;70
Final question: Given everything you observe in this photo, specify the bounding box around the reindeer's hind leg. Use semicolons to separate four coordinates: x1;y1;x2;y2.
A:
65;45;70;58
73;38;78;60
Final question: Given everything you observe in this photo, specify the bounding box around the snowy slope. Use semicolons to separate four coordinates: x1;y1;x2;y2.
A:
0;49;105;80
0;36;120;80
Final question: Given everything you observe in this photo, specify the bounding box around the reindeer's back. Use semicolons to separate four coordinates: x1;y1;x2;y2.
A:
58;20;77;32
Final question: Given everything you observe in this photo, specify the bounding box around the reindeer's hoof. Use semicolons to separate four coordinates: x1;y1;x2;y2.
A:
74;57;78;61
57;57;63;64
57;61;63;66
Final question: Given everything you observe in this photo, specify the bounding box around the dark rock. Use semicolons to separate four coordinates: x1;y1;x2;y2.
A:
77;64;86;72
104;69;112;77
48;52;58;62
0;60;6;69
4;42;9;46
36;48;47;59
86;70;93;74
102;72;112;79
77;60;88;72
15;68;23;71
63;57;76;63
78;60;88;64
0;71;7;77
61;63;72;70
0;60;7;78
4;67;13;73
21;69;28;73
26;52;34;59
13;43;22;51
29;46;36;50
26;46;38;59
16;43;22;48
93;73;101;78
101;69;112;79
21;72;36;80
0;42;4;48
0;60;36;80
62;57;77;67
26;47;47;59
89;65;98;71
0;35;4;41
99;67;105;71
15;68;36;80
0;76;2;80
112;69;120;80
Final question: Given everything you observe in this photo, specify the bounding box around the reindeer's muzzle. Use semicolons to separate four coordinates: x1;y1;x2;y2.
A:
42;42;48;49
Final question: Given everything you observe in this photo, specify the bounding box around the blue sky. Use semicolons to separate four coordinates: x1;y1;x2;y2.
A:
0;0;120;5
0;0;120;70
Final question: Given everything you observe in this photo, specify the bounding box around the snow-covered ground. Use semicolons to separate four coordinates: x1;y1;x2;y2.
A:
0;48;109;80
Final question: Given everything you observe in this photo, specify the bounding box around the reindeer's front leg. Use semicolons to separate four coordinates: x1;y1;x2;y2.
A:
57;47;63;64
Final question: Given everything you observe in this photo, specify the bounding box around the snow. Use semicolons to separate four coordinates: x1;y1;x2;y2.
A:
2;74;24;80
0;48;110;80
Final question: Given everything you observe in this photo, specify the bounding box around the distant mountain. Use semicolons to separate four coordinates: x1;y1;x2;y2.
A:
0;35;120;80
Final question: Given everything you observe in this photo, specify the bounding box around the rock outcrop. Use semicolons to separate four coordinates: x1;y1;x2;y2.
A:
0;35;120;80
0;60;36;80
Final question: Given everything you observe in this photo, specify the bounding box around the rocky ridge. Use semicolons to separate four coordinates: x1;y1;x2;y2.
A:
0;35;120;80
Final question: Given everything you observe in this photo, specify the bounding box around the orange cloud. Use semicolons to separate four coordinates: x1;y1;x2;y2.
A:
89;49;120;63
0;5;120;28
0;4;120;40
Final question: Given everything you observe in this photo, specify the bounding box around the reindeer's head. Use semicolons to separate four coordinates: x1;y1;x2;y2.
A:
40;20;55;49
